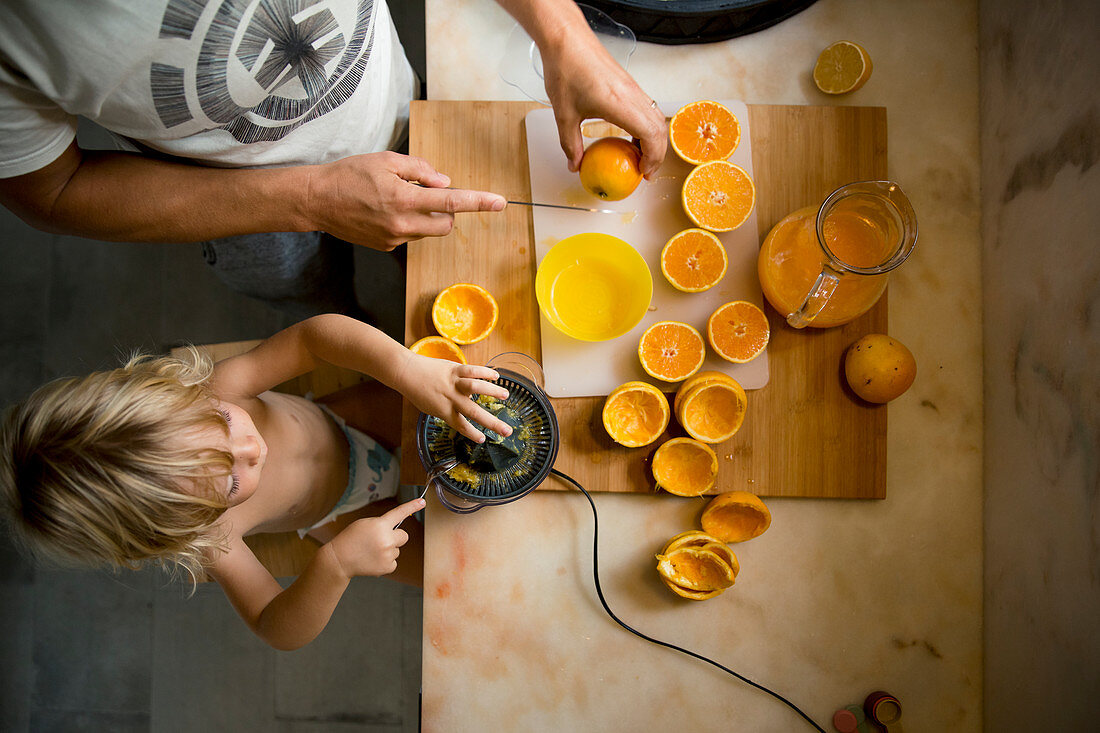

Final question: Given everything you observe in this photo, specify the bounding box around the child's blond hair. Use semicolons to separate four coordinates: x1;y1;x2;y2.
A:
0;348;234;583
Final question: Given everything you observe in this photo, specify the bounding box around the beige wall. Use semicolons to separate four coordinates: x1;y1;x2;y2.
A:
980;1;1100;729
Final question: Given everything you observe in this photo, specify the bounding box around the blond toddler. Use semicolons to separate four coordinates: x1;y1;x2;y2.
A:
0;314;511;650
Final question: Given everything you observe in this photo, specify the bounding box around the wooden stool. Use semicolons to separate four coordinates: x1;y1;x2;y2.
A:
170;340;368;579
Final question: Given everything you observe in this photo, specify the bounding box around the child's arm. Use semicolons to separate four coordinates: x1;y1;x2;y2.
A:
207;498;424;650
211;314;512;442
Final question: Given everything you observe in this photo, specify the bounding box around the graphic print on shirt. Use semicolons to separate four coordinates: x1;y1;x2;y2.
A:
151;0;375;143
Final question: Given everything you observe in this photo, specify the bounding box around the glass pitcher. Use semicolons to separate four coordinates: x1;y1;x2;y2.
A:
757;181;917;328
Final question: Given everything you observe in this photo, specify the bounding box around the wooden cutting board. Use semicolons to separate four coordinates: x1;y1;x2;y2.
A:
401;101;888;499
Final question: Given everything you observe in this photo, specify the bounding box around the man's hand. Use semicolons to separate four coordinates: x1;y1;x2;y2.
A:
540;34;667;179
496;0;667;179
307;151;507;251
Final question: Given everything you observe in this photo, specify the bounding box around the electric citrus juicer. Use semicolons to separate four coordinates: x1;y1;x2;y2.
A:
415;353;559;513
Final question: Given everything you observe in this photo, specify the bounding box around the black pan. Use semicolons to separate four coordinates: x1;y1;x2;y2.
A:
580;0;820;44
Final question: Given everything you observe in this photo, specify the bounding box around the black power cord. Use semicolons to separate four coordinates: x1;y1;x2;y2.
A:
550;468;826;733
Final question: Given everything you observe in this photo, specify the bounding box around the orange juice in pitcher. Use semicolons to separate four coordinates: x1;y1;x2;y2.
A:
758;181;917;328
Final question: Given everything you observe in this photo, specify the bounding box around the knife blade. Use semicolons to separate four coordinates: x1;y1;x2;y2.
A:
505;199;619;214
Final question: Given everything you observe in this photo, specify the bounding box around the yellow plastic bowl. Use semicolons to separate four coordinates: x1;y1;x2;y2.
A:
535;233;653;341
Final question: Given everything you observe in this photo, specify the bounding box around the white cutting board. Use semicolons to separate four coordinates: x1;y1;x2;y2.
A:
526;101;770;399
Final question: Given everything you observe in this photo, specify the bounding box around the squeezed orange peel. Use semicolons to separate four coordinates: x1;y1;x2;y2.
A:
651;438;718;496
655;530;739;600
676;377;748;444
701;491;772;543
409;335;467;363
602;381;670;448
431;283;498;345
673;370;736;415
656;548;735;591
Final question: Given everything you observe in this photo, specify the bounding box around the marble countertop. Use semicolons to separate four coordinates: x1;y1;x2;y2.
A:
419;1;983;730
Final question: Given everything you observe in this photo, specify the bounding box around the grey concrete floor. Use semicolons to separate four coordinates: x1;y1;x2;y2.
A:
1;5;427;732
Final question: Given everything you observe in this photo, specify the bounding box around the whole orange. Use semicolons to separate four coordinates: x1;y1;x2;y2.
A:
578;137;643;201
844;334;916;403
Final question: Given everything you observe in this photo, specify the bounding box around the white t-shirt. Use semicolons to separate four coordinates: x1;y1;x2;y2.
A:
0;0;416;178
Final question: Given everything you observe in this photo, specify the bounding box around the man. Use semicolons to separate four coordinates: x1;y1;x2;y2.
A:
0;0;666;317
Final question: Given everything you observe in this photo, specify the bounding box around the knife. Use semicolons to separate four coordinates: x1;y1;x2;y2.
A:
505;199;619;214
409;181;618;214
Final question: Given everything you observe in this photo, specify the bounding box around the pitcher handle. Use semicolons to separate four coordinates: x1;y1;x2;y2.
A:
787;268;840;329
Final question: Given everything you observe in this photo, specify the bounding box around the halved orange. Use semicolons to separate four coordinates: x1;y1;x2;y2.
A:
409;335;467;363
682;160;755;233
673;370;738;416
669;100;741;165
651;437;718;497
677;377;748;444
431;283;498;345
660;228;728;293
701;491;772;543
707;301;770;363
813;40;873;95
602;381;670;448
638;321;706;383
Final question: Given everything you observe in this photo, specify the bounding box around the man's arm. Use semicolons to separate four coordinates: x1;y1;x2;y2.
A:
0;141;505;251
494;0;668;177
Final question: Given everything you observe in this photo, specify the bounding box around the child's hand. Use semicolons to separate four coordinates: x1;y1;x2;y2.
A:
329;498;426;577
398;354;513;443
